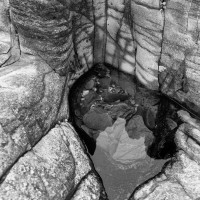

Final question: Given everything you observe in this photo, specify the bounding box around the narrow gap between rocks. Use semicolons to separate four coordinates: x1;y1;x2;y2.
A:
68;63;181;200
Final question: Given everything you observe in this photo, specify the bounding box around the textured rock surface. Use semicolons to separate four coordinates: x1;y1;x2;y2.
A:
1;0;200;109
0;121;106;200
105;0;135;74
1;0;200;199
0;54;68;179
159;0;200;116
0;123;75;200
131;0;163;89
71;172;107;200
0;0;163;89
130;110;200;200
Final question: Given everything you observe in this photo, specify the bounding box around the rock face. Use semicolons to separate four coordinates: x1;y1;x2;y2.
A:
159;0;200;117
1;0;200;112
130;110;200;200
0;0;200;199
0;121;107;200
0;54;68;178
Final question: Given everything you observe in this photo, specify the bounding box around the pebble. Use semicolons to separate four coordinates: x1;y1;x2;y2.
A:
82;90;89;97
74;109;81;117
102;91;129;103
82;91;97;105
85;79;95;90
166;118;177;130
83;110;113;131
142;108;156;131
98;77;111;89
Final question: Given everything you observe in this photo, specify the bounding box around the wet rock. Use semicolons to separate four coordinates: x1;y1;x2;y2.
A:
110;70;136;96
166;117;177;130
102;91;130;103
130;110;200;200
81;90;98;106
126;115;154;142
85;79;95;90
142;108;156;131
98;77;111;89
82;90;90;97
108;102;137;121
126;117;139;139
147;96;181;160
81;124;100;139
96;117;148;164
83;109;113;131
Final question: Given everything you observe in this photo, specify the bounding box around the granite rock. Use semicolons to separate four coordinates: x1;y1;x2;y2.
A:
130;110;200;200
0;0;200;199
159;0;200;117
0;121;106;200
0;54;67;179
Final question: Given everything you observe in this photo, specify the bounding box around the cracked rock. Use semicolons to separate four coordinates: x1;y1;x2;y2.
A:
130;110;200;200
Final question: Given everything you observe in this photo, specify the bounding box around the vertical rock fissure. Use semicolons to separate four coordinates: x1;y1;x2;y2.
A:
104;0;108;63
0;145;31;185
55;76;68;120
92;0;95;66
1;9;21;68
158;0;167;87
116;0;127;70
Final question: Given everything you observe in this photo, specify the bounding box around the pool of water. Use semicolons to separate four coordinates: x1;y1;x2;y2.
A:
92;145;167;200
69;63;179;199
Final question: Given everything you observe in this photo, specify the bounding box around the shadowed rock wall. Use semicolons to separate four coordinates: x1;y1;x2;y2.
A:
2;0;200;108
1;0;162;88
159;0;200;116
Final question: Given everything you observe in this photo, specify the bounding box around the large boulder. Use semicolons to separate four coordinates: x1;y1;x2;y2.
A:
0;54;68;179
0;121;107;200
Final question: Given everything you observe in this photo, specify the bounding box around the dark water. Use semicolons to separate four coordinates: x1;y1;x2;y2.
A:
68;63;179;199
92;146;167;200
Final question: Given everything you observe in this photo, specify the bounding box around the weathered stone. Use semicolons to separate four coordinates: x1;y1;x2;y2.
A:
130;110;200;200
58;122;92;185
0;123;75;200
8;0;75;75
71;0;94;69
71;172;108;200
83;110;113;131
105;0;136;75
93;0;107;64
0;54;66;179
132;0;163;90
0;121;103;200
1;0;200;199
159;0;200;117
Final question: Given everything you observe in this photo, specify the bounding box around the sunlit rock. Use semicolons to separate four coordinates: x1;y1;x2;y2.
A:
0;122;105;200
132;0;163;90
105;0;135;74
0;0;200;199
0;54;67;179
71;172;107;200
159;0;200;116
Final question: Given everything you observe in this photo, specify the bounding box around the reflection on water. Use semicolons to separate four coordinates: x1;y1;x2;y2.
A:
92;141;168;200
